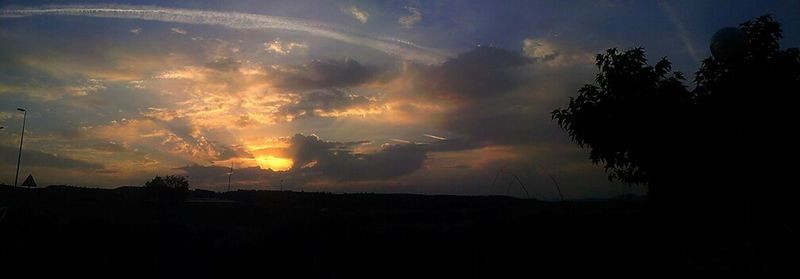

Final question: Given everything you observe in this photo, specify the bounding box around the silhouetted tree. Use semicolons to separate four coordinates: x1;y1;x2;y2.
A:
552;48;690;186
144;175;189;205
692;15;799;215
554;15;799;206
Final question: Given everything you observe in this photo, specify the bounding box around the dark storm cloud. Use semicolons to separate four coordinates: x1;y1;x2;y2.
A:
288;133;425;180
0;145;102;170
264;58;387;120
286;133;340;168
287;134;476;181
87;141;131;153
280;89;374;118
269;58;374;90
440;97;560;145
159;117;196;143
204;58;241;72
406;46;559;145
215;144;253;160
427;46;530;100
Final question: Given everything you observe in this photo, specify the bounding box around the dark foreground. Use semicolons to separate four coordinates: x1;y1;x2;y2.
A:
0;186;796;278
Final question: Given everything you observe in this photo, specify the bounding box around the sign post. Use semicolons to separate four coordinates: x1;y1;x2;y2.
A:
21;174;36;188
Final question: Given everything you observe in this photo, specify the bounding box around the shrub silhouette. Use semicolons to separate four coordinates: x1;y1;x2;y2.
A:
144;175;189;205
553;15;799;207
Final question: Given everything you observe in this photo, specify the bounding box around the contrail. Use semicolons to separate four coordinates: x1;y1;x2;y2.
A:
390;139;411;144
657;1;700;64
423;134;446;141
0;5;449;64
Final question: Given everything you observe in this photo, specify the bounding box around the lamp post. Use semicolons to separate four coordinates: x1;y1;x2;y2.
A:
227;161;233;192
14;108;26;187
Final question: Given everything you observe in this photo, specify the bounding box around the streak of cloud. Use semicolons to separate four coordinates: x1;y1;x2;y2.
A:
658;1;700;63
170;27;188;34
0;5;448;64
423;134;446;141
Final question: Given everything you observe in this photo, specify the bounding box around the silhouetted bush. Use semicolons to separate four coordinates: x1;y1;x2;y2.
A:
144;175;189;205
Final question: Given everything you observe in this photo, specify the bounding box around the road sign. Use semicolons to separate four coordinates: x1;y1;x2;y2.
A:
21;174;36;187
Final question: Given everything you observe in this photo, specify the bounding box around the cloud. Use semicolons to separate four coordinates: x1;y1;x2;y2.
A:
423;134;446;140
399;7;422;29
0;51;108;101
64;79;106;97
440;102;548;145
424;46;530;100
523;38;558;60
347;6;369;24
279;89;377;119
86;117;252;165
170;27;188;34
522;38;595;67
0;111;22;122
0;39;184;101
86;141;131;153
286;134;476;181
147;60;293;125
268;58;374;90
264;38;308;55
0;5;447;63
0;145;103;170
378;46;594;145
0;65;73;101
154;117;252;162
287;134;425;180
203;57;241;72
143;57;385;127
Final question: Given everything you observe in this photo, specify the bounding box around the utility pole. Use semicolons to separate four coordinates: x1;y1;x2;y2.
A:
14;108;27;187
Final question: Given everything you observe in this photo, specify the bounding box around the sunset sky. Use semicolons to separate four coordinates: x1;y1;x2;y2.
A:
1;1;799;198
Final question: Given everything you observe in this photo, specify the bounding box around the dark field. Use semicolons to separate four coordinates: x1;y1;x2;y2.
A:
0;185;795;278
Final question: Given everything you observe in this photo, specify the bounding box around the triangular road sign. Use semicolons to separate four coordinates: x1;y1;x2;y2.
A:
21;174;36;187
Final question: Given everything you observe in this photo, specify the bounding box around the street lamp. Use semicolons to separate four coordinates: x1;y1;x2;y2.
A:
14;108;26;187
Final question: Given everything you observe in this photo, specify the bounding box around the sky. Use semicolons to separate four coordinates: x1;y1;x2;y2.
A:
1;0;799;198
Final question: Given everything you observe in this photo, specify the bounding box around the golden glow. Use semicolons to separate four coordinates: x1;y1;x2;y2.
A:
256;155;293;171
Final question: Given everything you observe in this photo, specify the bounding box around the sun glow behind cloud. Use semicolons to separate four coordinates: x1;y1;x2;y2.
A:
256;155;293;171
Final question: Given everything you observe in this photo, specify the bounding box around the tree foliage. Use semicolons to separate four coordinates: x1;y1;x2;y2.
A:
144;175;189;205
553;15;799;202
552;47;690;185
